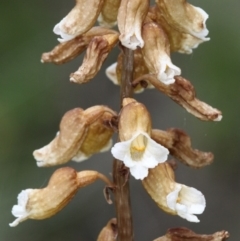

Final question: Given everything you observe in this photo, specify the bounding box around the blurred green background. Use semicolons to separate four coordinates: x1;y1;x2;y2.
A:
0;0;239;240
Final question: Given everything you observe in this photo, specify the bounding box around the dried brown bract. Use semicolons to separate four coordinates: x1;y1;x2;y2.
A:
132;74;222;121
41;27;118;64
151;128;214;168
153;227;229;241
70;33;119;83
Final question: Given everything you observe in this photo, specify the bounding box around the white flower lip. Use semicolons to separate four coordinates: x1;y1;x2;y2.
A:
190;6;210;41
120;31;144;50
111;131;169;180
166;184;206;222
9;189;33;227
53;17;76;43
158;58;181;85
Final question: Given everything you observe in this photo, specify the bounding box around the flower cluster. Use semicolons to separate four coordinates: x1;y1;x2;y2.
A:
10;0;228;240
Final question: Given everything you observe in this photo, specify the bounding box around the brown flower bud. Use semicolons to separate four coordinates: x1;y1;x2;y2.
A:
42;27;118;64
33;106;117;167
141;21;181;85
155;0;210;41
151;128;213;168
97;218;118;241
70;33;119;84
119;98;152;141
53;0;104;42
142;163;206;222
153;227;229;241
118;0;149;50
106;50;153;93
149;6;208;54
9;167;113;227
132;75;222;121
98;0;121;28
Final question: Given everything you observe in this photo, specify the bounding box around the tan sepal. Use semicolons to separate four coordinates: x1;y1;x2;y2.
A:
27;167;79;220
97;218;118;241
70;33;119;84
150;6;206;54
77;170;114;188
118;0;149;49
73;106;116;161
142;163;176;215
155;0;209;40
151;129;213;168
33;106;117;167
153;227;229;241
42;27;118;64
119;98;151;141
98;0;121;27
60;0;104;37
132;74;222;121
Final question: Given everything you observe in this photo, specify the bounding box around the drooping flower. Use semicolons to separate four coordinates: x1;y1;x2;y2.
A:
118;0;149;50
10;168;113;227
33;106;116;167
142;163;206;222
53;0;104;42
141;21;181;85
111;98;169;180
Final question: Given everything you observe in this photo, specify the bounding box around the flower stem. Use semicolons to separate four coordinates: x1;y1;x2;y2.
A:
113;45;134;241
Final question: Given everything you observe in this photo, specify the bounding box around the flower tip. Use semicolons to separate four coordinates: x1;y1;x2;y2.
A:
70;76;76;82
106;63;118;85
214;115;223;121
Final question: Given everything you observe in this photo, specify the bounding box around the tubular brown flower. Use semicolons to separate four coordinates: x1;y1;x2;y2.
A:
33;106;117;167
53;0;104;42
155;0;210;40
118;0;149;50
10;167;113;227
141;21;181;85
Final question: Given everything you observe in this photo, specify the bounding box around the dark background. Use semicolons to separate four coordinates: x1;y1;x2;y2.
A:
0;0;239;240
